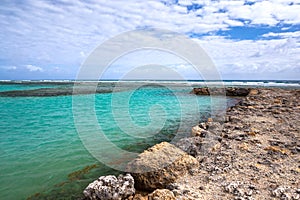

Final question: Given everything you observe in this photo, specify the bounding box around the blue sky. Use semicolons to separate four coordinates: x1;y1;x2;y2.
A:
0;0;299;80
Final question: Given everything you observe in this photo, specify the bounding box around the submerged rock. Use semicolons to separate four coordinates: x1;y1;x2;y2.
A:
83;173;135;200
126;142;199;191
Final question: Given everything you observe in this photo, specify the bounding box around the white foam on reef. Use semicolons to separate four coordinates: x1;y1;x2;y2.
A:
228;81;265;86
0;80;299;88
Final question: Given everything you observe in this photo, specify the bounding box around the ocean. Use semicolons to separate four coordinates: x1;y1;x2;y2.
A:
0;80;299;199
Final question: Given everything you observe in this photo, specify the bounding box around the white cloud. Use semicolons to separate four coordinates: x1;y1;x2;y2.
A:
210;0;300;26
80;51;86;58
196;36;300;76
263;31;300;38
1;1;299;55
0;0;300;79
224;19;244;27
1;66;17;71
25;65;44;72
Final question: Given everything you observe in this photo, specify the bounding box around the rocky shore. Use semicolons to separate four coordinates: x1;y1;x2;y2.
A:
83;87;300;200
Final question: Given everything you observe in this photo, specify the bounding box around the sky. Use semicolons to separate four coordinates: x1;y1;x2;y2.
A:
0;0;299;80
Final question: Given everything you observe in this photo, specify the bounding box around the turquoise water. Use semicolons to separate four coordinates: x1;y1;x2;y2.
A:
0;83;65;92
0;82;230;199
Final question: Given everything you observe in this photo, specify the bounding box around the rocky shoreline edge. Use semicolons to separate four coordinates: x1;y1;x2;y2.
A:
82;87;300;200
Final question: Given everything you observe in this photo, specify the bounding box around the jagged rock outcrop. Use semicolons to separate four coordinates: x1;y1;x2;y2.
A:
168;88;300;199
126;142;199;191
225;88;250;96
83;173;135;200
192;87;210;95
192;87;250;96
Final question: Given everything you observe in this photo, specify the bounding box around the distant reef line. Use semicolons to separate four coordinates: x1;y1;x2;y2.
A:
0;85;252;97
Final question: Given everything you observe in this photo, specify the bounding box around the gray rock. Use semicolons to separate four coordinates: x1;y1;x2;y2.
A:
191;125;208;137
272;186;300;200
175;137;203;157
224;182;258;199
83;173;135;200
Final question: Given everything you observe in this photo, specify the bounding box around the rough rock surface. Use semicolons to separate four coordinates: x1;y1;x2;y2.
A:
175;137;203;157
192;87;250;96
166;88;299;199
126;142;199;191
192;87;210;95
148;189;176;200
83;173;135;200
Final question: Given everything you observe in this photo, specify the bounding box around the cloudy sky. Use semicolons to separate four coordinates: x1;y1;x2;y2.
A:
0;0;299;80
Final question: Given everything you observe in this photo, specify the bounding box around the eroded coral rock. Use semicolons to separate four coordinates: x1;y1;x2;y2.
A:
272;186;300;200
148;189;176;200
83;173;135;200
192;87;250;96
126;142;199;190
224;182;259;199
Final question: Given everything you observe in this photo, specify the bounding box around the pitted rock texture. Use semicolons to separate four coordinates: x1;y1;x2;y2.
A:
83;173;135;200
167;88;299;199
126;142;199;191
192;87;250;96
148;189;176;200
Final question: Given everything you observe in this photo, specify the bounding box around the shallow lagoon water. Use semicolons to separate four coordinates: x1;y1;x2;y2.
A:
0;81;234;199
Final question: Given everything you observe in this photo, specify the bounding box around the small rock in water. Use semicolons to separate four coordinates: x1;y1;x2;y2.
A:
83;173;135;200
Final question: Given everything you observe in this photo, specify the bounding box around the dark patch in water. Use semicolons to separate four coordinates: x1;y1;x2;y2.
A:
25;124;181;200
68;164;98;181
27;163;121;200
0;82;128;97
0;87;114;97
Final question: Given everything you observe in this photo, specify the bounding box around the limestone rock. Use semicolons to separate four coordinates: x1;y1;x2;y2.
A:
175;137;203;157
126;142;199;190
249;89;259;95
148;189;175;200
131;194;148;200
83;173;135;200
226;88;250;96
272;186;300;199
191;125;208;137
192;87;210;95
